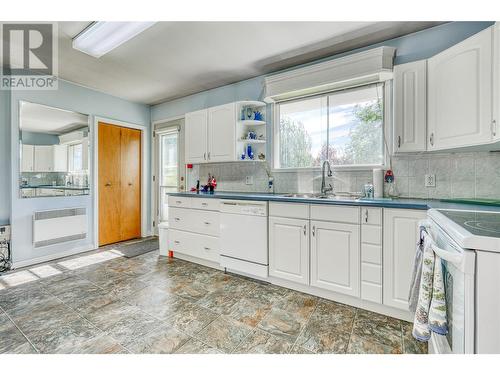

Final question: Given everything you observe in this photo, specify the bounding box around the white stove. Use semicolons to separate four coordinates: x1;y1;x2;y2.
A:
427;208;500;354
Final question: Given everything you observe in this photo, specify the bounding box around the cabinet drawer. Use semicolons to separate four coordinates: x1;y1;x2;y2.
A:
191;198;219;211
362;225;382;245
168;196;191;208
269;202;309;219
361;243;382;265
361;282;382;304
310;205;359;224
361;263;382;284
361;207;382;225
168;229;219;263
169;207;219;236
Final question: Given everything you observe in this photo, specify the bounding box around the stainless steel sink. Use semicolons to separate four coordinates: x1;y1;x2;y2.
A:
279;192;362;200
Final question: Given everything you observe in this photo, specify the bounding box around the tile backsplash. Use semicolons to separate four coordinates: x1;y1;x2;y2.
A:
186;151;500;199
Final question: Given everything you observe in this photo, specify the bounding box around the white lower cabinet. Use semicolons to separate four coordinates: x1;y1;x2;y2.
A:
310;220;360;297
383;208;427;311
269;217;309;285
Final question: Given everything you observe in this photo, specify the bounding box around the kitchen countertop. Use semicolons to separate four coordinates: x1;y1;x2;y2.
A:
20;185;90;191
168;191;500;211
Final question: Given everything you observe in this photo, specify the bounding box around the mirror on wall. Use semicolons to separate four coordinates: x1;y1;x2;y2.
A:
19;101;90;198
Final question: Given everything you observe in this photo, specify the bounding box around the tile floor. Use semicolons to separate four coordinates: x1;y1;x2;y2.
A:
0;239;427;354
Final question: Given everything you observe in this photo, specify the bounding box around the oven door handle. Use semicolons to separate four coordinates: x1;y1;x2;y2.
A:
428;240;463;265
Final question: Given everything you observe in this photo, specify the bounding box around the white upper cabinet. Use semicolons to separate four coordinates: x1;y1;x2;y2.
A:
393;60;427;152
428;27;493;150
493;22;500;141
185;108;208;164
52;144;68;172
21;144;34;172
383;208;427;311
207;103;236;162
310;220;360;297
269;216;309;285
34;146;54;172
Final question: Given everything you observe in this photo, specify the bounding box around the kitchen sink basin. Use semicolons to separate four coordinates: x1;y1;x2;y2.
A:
279;192;363;200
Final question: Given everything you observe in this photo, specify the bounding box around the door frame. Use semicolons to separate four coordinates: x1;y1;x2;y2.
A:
151;115;185;235
92;116;148;249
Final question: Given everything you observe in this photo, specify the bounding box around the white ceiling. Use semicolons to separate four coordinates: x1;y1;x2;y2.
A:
20;102;89;134
54;22;441;105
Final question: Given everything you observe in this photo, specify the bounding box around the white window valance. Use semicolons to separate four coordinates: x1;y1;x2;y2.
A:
264;46;396;103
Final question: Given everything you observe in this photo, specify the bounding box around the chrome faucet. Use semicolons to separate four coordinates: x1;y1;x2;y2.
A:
321;160;333;195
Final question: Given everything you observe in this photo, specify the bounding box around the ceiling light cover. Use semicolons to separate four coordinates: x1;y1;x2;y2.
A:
72;21;156;58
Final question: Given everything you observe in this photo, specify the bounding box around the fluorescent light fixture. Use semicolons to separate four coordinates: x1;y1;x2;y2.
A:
73;21;156;58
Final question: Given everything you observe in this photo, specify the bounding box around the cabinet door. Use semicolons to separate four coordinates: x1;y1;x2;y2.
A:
34;145;54;172
21;144;34;172
311;220;360;297
53;144;68;172
208;103;236;162
493;23;500;141
428;27;493;150
394;60;427;152
185;109;208;164
383;208;427;311
269;217;309;285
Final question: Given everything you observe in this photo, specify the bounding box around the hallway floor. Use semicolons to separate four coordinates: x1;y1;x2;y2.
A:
0;240;427;354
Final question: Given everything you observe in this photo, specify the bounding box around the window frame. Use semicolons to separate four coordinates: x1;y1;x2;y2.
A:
272;81;392;172
67;141;84;172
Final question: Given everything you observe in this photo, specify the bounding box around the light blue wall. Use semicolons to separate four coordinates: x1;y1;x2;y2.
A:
8;79;151;265
0;90;11;225
151;21;494;121
21;131;61;145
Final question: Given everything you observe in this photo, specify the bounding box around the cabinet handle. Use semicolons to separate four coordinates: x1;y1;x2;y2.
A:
397;135;401;148
303;224;306;236
312;225;316;237
429;133;434;146
204;247;210;251
176;200;182;204
174;217;180;221
208;152;211;160
204;152;206;160
201;202;208;206
364;209;369;223
492;120;497;137
204;221;211;225
174;240;180;244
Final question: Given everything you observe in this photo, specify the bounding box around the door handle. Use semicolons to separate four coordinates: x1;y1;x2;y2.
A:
303;224;307;236
128;182;132;186
105;182;112;187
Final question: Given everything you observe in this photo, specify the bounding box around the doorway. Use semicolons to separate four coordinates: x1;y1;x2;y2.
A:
153;118;185;232
98;122;142;246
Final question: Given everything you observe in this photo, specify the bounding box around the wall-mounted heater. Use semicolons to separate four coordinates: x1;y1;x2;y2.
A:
33;207;87;248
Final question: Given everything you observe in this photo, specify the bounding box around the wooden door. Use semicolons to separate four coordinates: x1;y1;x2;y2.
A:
98;122;141;246
383;208;427;311
120;126;141;240
310;220;360;297
269;217;309;285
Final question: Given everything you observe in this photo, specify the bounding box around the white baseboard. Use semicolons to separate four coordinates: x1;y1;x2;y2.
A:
12;244;95;269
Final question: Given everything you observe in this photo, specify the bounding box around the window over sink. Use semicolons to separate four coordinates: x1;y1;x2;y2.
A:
273;83;386;170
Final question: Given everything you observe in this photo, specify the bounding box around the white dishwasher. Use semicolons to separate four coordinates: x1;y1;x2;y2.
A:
220;200;268;278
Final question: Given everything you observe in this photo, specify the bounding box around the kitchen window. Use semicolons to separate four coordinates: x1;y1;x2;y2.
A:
274;83;385;170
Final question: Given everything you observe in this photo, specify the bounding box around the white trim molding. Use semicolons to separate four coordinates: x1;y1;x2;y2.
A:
264;46;396;103
92;116;149;249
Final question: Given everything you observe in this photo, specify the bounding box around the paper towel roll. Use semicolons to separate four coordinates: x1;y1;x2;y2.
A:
373;169;384;198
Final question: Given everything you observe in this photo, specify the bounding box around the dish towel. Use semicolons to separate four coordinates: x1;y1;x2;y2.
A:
412;235;449;341
408;226;425;314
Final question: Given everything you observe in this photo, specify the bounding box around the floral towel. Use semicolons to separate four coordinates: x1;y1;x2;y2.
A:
412;236;435;342
412;233;449;341
429;256;448;335
408;229;424;314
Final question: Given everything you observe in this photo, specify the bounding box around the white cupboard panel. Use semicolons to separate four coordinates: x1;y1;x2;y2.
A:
383;208;427;311
310;205;359;224
207;103;236;162
185;109;208;164
311;220;360;297
269;217;309;285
